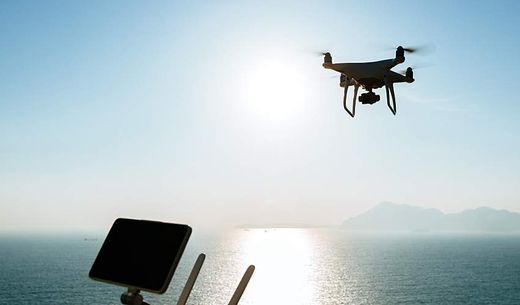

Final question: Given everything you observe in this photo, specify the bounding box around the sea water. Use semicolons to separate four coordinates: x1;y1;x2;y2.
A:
0;229;519;305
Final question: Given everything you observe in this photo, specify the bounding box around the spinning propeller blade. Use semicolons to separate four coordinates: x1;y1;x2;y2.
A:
309;47;332;55
400;44;436;55
313;51;331;56
398;63;432;75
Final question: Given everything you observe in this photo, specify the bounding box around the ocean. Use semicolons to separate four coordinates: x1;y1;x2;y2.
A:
0;229;519;305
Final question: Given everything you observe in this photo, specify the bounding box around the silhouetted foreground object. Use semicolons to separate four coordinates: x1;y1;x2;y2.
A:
321;45;433;117
89;218;255;305
89;218;192;293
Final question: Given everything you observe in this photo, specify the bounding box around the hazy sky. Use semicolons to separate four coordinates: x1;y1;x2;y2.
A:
1;0;520;230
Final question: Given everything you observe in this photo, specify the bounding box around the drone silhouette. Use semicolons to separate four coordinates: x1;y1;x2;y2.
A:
323;46;426;117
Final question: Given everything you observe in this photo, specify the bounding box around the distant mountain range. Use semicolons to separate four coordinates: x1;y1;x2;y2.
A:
342;202;520;232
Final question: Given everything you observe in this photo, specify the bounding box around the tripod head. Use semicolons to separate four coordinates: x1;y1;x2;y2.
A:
120;288;149;305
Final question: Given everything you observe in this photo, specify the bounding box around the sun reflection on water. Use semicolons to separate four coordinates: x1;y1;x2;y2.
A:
188;229;368;305
236;229;317;305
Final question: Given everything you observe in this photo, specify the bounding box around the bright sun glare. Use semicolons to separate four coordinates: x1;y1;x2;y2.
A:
239;60;307;123
238;229;316;305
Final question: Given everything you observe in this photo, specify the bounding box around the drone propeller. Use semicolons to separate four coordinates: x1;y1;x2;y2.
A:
398;63;432;75
402;47;418;53
313;51;331;56
398;44;436;55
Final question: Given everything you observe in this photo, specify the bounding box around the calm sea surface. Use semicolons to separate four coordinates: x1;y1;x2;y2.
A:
0;229;519;305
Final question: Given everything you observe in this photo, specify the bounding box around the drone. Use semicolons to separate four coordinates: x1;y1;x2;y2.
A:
322;46;421;117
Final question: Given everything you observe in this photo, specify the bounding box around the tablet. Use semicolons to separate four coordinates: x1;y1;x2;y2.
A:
89;218;192;293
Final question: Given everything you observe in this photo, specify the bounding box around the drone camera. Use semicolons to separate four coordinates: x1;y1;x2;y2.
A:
359;92;380;104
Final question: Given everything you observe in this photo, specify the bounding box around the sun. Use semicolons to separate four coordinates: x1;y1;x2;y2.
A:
238;59;307;123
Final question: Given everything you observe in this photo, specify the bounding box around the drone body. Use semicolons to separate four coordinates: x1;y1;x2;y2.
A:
323;46;415;117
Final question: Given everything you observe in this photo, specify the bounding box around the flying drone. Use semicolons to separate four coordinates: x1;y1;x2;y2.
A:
322;46;425;117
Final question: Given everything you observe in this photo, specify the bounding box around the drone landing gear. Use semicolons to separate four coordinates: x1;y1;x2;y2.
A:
384;77;397;115
342;76;359;117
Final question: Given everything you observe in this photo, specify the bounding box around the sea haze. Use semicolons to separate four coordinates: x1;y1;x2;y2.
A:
342;202;520;232
0;229;519;305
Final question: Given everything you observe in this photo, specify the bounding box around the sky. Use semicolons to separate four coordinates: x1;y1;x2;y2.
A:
1;0;520;231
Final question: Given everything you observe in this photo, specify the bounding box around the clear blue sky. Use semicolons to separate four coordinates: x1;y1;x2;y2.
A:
1;0;520;230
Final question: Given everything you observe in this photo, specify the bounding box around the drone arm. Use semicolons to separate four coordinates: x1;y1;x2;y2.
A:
384;77;397;115
342;77;355;117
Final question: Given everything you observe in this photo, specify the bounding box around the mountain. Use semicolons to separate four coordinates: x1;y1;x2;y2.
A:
342;202;520;232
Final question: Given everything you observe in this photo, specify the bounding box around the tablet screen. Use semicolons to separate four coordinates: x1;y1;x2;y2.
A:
89;218;191;293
